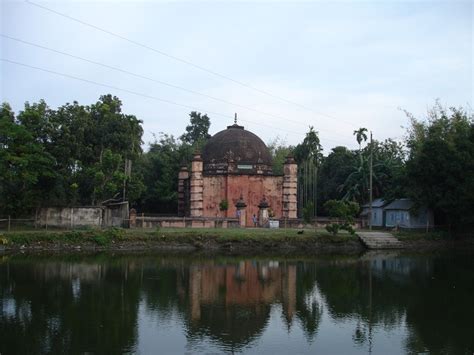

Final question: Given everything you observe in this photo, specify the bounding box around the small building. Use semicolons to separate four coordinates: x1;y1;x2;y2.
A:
361;198;387;227
383;199;433;229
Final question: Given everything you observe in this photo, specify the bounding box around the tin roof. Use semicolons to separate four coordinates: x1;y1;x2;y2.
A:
383;198;414;210
361;198;386;208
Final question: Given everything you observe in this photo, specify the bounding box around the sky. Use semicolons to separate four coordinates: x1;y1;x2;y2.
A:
1;0;472;152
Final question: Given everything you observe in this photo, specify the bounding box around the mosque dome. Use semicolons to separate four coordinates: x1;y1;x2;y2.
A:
202;123;273;175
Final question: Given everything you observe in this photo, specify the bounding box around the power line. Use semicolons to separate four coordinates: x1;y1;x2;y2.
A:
1;33;352;140
25;0;358;128
2;57;352;146
1;58;352;146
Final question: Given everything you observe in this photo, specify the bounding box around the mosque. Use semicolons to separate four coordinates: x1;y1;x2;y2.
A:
177;117;298;227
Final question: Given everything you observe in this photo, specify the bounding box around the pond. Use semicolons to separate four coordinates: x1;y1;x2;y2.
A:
1;251;473;354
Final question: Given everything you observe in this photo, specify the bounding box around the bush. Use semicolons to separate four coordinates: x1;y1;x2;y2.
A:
340;222;356;235
93;234;110;246
326;223;340;236
0;235;8;245
324;200;359;222
103;227;125;240
219;199;229;211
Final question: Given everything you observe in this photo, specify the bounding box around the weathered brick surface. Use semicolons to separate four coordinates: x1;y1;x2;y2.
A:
202;174;284;226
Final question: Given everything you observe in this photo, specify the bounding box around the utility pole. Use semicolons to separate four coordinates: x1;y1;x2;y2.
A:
369;131;373;231
123;159;132;201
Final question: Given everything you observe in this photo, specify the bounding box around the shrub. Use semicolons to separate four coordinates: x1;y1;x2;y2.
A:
93;234;110;246
0;235;8;245
103;227;125;240
340;222;356;235
324;200;359;223
219;199;229;211
326;223;340;236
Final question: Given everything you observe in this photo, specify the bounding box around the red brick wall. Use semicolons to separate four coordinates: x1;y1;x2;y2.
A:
202;174;283;226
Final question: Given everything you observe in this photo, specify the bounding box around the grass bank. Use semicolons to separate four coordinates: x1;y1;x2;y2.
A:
0;227;363;253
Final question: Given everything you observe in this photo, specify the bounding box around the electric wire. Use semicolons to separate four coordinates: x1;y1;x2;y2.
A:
1;33;352;140
25;0;359;128
2;57;352;146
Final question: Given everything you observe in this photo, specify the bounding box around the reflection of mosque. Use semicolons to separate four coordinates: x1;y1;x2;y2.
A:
179;261;298;349
186;261;296;318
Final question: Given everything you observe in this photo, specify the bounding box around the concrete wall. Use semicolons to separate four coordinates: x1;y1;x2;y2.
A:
38;207;102;228
201;174;284;226
38;203;129;228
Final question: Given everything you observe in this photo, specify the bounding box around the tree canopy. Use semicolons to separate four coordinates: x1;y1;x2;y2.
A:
405;103;474;230
0;96;144;216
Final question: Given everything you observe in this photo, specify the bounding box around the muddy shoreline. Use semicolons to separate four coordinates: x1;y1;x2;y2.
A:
2;237;474;255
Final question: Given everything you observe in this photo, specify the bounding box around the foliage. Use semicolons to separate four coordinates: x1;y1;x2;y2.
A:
325;223;340;236
219;199;229;211
324;200;359;236
180;111;211;147
295;127;323;218
0;235;8;245
294;126;323;164
267;137;294;175
405;103;474;230
324;200;359;221
0;96;144;216
340;138;406;204
353;127;368;150
318;146;356;208
136;111;211;213
0;103;57;216
136;134;192;213
302;201;314;224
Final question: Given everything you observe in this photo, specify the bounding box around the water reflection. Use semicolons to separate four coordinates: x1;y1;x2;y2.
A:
0;252;473;354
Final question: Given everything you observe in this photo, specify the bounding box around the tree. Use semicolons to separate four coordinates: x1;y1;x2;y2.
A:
294;127;323;218
136;134;193;213
267;137;294;175
323;200;359;235
180;111;211;147
318;146;356;211
405;103;474;231
0;103;56;216
0;95;145;214
353;127;368;150
340;138;406;205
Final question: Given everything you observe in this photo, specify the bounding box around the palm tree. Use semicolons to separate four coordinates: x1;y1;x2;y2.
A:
353;128;368;150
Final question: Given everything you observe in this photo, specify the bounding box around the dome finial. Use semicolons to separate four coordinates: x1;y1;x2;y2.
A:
234;112;237;125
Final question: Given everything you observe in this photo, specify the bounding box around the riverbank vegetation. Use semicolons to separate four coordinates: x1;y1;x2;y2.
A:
0;227;359;251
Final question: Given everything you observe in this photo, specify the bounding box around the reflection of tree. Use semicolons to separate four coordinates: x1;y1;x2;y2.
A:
403;254;474;354
315;254;474;354
0;256;141;354
294;262;322;341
